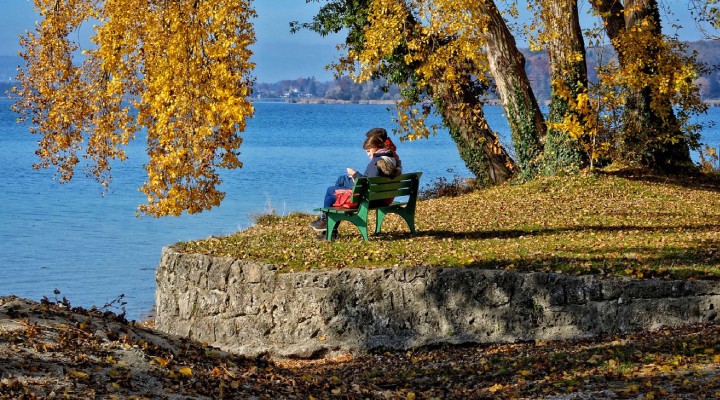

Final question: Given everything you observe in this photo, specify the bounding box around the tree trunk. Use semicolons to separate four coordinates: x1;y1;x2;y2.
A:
434;80;517;185
481;2;546;179
543;0;589;173
623;0;691;169
591;0;692;170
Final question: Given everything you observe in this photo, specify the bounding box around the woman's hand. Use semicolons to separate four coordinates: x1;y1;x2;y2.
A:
346;168;356;177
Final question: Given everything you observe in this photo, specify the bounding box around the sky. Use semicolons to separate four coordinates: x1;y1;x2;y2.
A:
0;0;712;83
0;0;344;82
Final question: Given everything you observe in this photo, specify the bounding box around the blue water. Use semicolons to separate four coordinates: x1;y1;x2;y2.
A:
0;101;480;319
1;99;718;320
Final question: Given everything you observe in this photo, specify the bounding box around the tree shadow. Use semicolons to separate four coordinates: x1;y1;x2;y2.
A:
322;248;720;363
383;222;720;242
598;168;720;193
280;324;720;398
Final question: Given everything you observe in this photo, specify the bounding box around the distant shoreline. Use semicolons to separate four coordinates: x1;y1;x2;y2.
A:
252;97;505;106
4;82;720;107
252;97;398;105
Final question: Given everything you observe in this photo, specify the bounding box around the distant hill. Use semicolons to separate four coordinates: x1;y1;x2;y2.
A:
522;40;720;101
255;40;720;102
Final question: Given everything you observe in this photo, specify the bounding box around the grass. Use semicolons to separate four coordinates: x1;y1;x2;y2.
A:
176;170;720;280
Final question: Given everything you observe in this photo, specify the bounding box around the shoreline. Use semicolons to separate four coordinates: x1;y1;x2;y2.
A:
251;97;504;106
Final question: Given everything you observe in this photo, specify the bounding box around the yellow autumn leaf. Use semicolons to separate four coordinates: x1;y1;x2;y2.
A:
659;365;674;373
488;383;505;392
155;357;170;367
68;370;90;380
178;367;193;377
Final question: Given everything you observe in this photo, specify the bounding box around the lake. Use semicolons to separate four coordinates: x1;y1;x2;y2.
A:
1;99;718;320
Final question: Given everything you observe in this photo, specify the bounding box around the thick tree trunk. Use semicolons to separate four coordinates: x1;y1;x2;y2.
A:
434;80;517;185
591;0;692;170
543;0;589;173
623;0;691;169
481;2;545;179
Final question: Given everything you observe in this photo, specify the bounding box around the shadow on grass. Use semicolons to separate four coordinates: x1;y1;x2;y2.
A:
599;168;720;193
375;224;720;280
283;324;720;399
400;223;720;241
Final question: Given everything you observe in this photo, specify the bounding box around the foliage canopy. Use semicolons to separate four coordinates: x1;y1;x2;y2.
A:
298;0;710;178
12;0;717;215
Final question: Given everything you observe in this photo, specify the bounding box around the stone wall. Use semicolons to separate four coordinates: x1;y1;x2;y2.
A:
155;246;720;358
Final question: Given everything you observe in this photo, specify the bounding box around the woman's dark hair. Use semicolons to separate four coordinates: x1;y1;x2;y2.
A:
363;135;385;150
365;127;388;142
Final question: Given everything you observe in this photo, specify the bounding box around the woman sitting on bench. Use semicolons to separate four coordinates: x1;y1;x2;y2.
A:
309;135;402;232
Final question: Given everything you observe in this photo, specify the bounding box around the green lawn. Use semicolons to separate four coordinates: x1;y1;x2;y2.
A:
177;171;720;280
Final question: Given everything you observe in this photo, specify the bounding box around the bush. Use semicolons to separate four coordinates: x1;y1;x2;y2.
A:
419;170;478;200
698;145;720;175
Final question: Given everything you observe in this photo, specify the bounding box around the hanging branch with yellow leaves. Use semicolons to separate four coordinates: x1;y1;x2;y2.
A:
13;0;256;217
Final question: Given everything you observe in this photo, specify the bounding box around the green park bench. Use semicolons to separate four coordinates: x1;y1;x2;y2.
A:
314;172;422;241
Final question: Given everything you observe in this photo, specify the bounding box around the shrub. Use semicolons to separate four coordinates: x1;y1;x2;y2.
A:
698;145;720;175
419;170;477;200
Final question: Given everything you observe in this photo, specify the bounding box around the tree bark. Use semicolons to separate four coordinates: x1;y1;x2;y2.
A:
591;0;692;170
480;2;546;179
433;79;517;185
543;0;589;173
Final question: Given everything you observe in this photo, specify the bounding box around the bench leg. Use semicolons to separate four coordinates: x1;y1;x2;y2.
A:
357;224;369;241
326;218;340;241
401;208;417;233
375;208;416;234
346;215;369;240
375;209;386;234
326;215;370;241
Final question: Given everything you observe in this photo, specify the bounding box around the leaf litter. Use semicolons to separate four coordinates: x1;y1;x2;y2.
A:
2;296;720;399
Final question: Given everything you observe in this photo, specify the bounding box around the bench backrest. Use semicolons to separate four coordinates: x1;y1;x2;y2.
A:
351;172;422;206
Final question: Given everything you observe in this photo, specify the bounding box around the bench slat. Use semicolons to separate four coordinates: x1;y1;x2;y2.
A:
368;182;406;192
368;188;414;201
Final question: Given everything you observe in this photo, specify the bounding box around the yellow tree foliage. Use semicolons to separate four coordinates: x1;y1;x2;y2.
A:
13;0;256;217
588;0;705;167
353;0;704;173
346;0;494;141
336;0;520;183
